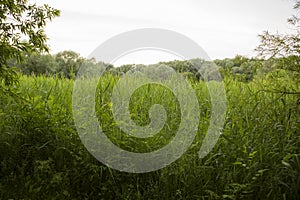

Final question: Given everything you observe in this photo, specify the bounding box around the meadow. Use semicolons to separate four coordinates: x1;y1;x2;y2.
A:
0;72;299;199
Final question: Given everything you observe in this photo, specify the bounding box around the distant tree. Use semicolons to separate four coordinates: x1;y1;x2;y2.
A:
10;52;57;75
0;0;60;88
8;50;115;78
160;59;203;80
55;50;84;78
214;56;259;82
116;64;136;75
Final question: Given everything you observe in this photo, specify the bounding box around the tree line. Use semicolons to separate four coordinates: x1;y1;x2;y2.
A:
7;50;299;83
1;0;299;87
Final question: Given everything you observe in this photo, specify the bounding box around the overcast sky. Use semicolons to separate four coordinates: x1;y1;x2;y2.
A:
37;0;295;65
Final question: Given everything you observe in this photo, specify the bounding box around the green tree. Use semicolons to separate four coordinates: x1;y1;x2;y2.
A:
11;52;58;75
255;0;300;98
255;0;300;76
0;0;60;87
55;50;84;78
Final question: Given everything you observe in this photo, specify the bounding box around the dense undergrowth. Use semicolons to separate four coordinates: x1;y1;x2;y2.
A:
0;72;299;199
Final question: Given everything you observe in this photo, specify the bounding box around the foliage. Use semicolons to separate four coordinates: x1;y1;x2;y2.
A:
215;56;263;82
255;0;300;79
0;73;299;199
55;50;85;78
0;1;299;198
10;52;58;75
256;31;300;58
10;49;299;86
10;50;115;78
0;0;60;87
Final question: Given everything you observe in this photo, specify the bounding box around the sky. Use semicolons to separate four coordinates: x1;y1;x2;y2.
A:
36;0;295;66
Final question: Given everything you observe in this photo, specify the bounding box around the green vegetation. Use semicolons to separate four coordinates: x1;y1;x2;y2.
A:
1;0;299;199
6;52;270;82
0;0;59;96
0;69;299;199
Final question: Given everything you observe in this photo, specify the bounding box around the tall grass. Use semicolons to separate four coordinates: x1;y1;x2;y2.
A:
0;73;299;199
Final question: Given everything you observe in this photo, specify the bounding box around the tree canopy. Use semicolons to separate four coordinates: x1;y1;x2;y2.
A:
0;0;60;86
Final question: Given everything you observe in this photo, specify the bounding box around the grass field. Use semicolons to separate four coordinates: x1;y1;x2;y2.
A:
0;72;299;199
